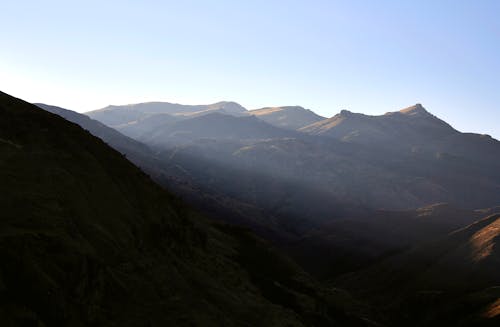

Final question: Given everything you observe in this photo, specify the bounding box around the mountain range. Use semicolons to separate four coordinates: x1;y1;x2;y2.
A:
2;91;374;326
3;93;497;326
85;99;500;326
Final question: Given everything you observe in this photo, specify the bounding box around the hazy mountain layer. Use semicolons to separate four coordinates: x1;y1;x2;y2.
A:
138;112;299;148
87;101;247;126
86;101;500;213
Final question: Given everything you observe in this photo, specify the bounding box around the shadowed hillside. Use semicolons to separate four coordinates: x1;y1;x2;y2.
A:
35;103;154;158
287;204;492;279
1;91;372;326
336;211;500;326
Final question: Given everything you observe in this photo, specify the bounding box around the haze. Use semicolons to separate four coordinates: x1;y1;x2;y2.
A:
0;0;498;138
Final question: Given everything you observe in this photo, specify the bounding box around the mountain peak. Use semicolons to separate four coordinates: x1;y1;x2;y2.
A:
336;109;362;118
209;101;247;112
399;103;429;115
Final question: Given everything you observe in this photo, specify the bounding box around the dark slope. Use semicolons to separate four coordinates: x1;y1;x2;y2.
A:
249;106;325;130
35;103;153;158
0;92;370;326
34;103;303;245
34;103;181;192
336;210;500;326
288;204;489;279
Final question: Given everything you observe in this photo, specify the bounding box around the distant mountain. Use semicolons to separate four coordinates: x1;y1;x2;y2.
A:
248;106;325;130
85;100;500;212
300;104;457;148
114;112;181;139
138;112;298;148
86;101;247;127
1;91;369;326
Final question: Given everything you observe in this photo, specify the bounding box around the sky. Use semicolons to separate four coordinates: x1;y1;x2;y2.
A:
0;0;499;138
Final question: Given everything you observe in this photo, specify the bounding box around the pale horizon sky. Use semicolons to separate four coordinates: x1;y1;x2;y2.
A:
1;0;499;139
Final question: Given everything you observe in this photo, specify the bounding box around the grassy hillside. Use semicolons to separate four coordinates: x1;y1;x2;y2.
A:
336;212;500;326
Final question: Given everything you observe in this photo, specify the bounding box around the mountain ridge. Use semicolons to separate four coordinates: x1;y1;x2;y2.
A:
248;106;325;130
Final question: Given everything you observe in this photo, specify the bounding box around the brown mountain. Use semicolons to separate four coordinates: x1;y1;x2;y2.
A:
300;104;456;147
248;106;325;130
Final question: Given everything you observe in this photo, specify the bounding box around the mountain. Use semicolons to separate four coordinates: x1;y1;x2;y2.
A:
35;103;153;158
34;103;182;189
83;100;500;221
1;91;371;326
336;210;500;326
113;113;180;139
300;104;457;148
35;103;309;243
86;101;247;127
138;112;298;148
248;106;325;130
21;95;500;325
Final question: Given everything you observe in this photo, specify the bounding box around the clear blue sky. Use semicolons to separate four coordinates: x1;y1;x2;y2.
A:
1;0;499;138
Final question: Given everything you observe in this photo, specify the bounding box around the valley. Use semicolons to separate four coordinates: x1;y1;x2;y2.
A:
28;96;500;326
